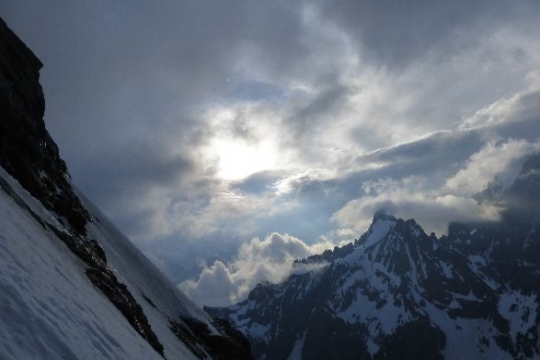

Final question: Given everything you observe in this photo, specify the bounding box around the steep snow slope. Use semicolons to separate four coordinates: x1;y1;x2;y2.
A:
0;167;189;360
0;165;251;360
82;193;230;359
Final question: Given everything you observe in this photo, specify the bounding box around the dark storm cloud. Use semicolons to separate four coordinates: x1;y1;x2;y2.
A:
315;0;533;67
287;81;352;139
2;0;308;125
73;140;193;205
228;80;285;103
361;130;484;170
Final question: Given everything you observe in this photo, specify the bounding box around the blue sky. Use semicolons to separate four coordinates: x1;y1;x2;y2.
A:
2;0;540;306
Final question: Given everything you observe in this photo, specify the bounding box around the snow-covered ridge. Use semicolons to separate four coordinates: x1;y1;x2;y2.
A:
210;160;540;360
356;209;397;249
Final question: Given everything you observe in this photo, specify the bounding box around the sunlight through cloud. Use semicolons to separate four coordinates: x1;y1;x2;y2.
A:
213;139;278;180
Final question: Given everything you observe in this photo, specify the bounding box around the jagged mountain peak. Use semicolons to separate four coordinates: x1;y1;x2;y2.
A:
372;208;397;222
210;163;540;359
357;212;427;249
355;210;397;248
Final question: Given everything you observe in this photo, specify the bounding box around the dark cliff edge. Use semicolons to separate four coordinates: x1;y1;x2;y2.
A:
0;18;91;235
0;17;252;360
0;17;165;356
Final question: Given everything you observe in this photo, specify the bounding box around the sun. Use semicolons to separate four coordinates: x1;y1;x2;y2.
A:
213;139;277;180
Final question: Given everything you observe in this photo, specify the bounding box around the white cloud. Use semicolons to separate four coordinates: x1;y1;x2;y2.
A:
179;233;333;307
445;140;540;196
332;139;540;237
461;77;540;131
331;175;502;236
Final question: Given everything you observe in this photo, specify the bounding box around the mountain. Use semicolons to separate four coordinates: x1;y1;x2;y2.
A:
208;157;540;359
0;17;252;360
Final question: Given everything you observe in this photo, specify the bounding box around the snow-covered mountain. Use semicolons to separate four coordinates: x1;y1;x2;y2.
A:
0;18;251;360
208;156;540;359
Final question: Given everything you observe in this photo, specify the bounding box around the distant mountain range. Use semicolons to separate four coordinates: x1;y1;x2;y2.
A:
208;154;540;359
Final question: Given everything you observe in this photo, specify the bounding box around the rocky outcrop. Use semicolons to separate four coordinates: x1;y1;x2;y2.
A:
0;17;90;235
169;316;253;360
0;18;165;355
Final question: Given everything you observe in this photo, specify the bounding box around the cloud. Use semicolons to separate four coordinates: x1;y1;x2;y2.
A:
231;171;284;195
331;178;502;236
332;139;540;236
326;71;540;235
3;0;540;302
461;81;540;137
445;140;540;196
315;0;539;68
179;233;333;307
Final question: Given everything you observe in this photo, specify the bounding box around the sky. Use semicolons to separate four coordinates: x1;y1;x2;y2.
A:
2;0;540;307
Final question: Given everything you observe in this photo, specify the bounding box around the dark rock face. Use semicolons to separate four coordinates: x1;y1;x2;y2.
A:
0;17;254;360
86;267;165;356
169;316;253;360
0;17;168;356
0;17;90;235
0;18;165;355
209;154;540;360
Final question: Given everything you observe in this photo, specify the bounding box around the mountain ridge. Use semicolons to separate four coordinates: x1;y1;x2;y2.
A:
208;154;540;359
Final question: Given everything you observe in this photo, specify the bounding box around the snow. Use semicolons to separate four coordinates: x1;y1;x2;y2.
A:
468;255;487;267
361;218;396;249
286;332;305;360
336;272;414;355
421;300;512;360
242;322;271;343
439;260;454;279
466;255;501;291
336;253;517;360
337;267;366;294
82;195;222;340
452;290;479;302
340;217;396;265
448;299;461;309
497;291;538;345
409;222;423;237
0;167;205;360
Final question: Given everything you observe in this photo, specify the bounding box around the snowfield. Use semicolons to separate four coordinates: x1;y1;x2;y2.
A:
0;167;207;360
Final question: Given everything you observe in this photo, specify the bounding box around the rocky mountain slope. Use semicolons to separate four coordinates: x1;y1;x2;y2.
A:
208;155;540;359
0;17;251;360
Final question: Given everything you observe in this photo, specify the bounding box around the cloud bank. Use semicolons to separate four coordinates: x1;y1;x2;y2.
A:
179;233;332;307
3;0;540;306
